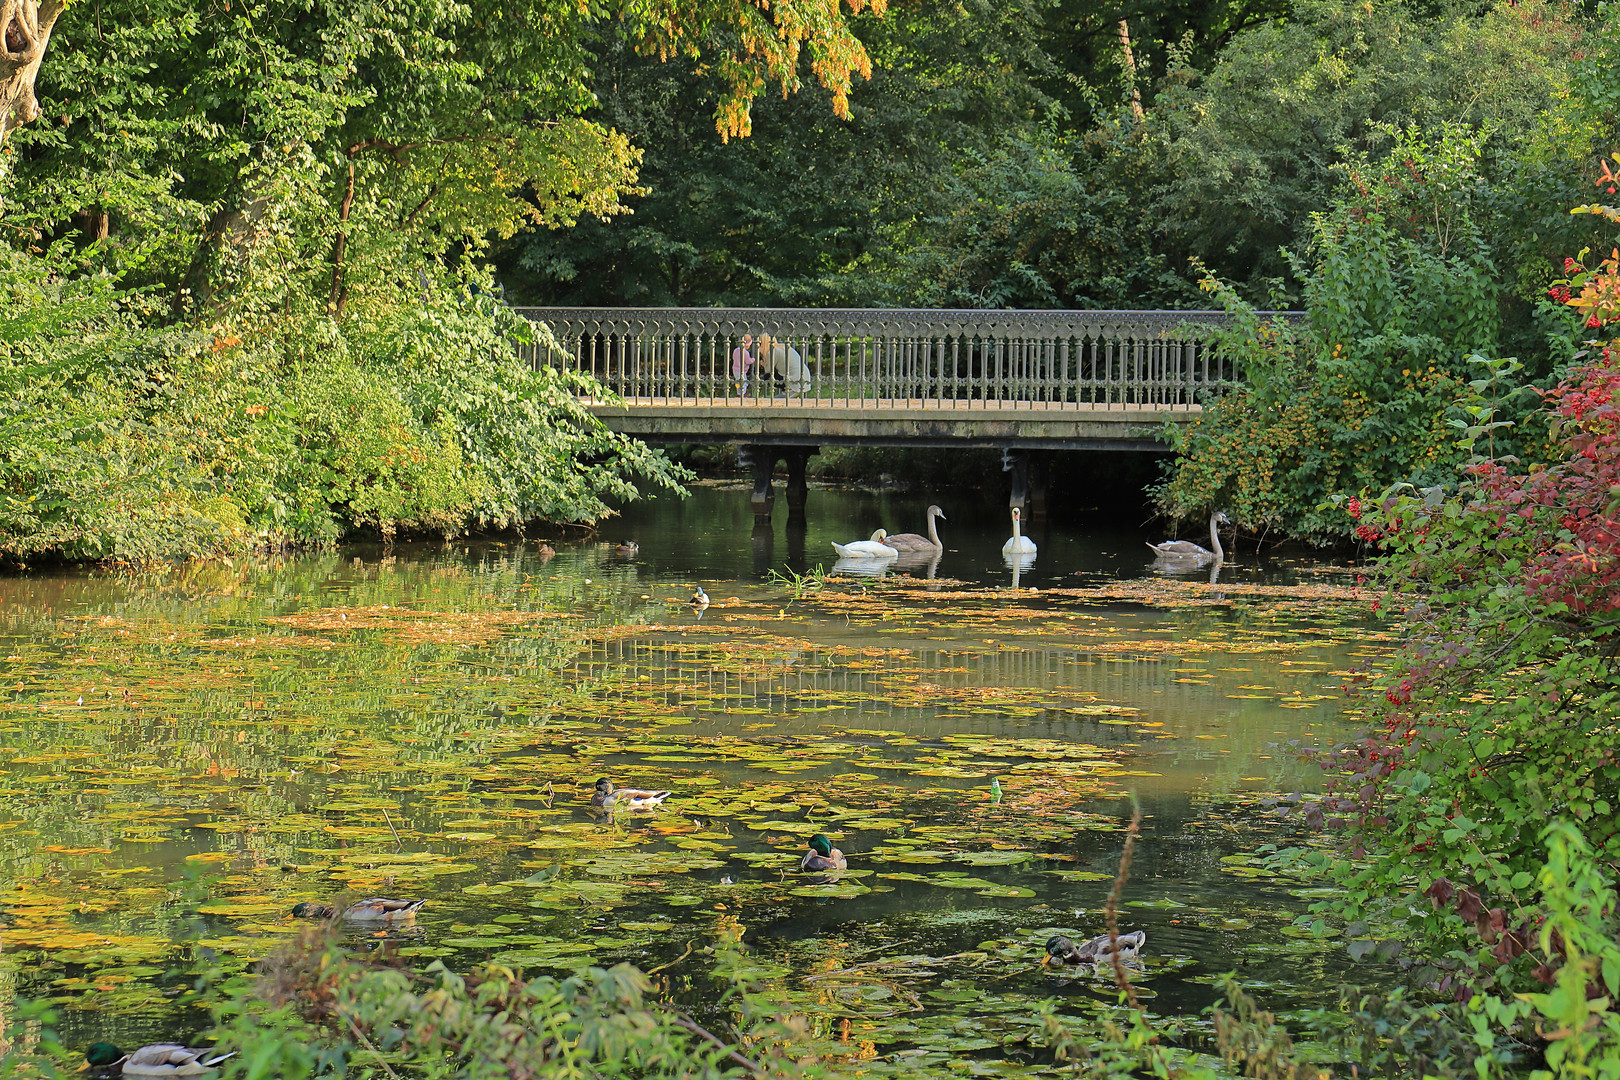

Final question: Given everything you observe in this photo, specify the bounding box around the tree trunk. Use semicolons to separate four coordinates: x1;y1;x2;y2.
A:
74;205;108;243
174;172;272;317
1116;19;1145;120
1;0;66;146
329;153;357;315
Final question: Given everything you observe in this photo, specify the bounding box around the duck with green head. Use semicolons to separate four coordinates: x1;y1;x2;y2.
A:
85;1043;236;1076
801;833;847;872
290;896;426;922
1043;931;1146;967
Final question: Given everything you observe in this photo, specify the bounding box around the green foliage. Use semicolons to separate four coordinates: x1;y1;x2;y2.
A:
0;999;66;1079
7;0;891;312
0;930;804;1079
1319;350;1620;966
1277;828;1620;1078
1469;824;1620;1080
0;0;936;562
858;128;1198;310
1269;274;1620;1073
1156;126;1555;542
1153;0;1585;298
360;300;689;530
0;247;249;562
766;564;832;602
502;0;1062;307
217;950;784;1079
0;257;689;562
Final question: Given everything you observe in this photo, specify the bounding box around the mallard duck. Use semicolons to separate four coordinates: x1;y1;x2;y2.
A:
289;897;427;922
85;1043;236;1076
1043;931;1146;966
591;778;672;810
1003;506;1036;556
882;505;946;553
537;542;556;558
1148;510;1230;566
691;586;710;609
801;833;848;871
832;530;900;559
616;540;640;556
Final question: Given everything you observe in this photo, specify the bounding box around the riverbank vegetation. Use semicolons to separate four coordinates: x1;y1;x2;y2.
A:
1289;216;1620;1073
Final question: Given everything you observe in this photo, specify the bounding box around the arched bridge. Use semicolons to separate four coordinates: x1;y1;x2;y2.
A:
514;306;1283;515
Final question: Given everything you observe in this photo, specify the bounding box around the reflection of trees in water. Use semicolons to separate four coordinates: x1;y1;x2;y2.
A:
0;546;639;1004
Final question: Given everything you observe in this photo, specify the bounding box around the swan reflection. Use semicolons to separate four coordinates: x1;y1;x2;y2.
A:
891;549;941;580
1003;550;1036;589
832;557;894;578
1149;555;1228;586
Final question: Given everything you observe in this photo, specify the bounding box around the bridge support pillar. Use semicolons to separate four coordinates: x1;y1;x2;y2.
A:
1002;448;1051;518
1028;451;1051;519
742;446;776;520
740;444;818;523
784;447;817;523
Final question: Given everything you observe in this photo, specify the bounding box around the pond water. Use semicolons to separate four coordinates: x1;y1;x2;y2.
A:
0;483;1387;1070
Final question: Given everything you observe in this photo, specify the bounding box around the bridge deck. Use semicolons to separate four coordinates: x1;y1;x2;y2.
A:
586;397;1195;450
516;305;1282;451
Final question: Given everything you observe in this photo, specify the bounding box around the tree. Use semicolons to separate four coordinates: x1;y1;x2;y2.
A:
6;0;890;316
1151;0;1584;297
0;0;63;146
502;0;1060;307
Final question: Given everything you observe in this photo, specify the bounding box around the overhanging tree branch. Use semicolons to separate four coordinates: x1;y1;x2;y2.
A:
0;0;66;145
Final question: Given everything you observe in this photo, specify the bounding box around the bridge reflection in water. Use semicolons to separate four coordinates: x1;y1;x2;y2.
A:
556;629;1353;797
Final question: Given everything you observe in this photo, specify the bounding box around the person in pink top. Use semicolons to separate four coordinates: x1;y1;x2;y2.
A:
730;333;755;395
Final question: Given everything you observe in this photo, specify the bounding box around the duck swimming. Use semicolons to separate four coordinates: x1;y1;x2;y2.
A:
290;897;427;922
801;833;848;871
1043;931;1147;966
591;778;672;810
616;541;640;556
85;1043;236;1076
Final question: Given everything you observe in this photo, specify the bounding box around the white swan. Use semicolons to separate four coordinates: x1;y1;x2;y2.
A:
1002;506;1036;556
1147;510;1230;566
833;529;901;559
883;505;946;553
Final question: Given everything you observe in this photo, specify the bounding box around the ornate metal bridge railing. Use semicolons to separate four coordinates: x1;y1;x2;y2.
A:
512;307;1285;409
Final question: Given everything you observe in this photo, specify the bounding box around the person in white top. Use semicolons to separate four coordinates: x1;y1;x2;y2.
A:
755;333;809;394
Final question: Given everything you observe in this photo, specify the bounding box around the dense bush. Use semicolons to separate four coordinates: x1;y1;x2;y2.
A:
1326;341;1620;974
1286;195;1620;1072
0;251;688;564
1155;127;1562;542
